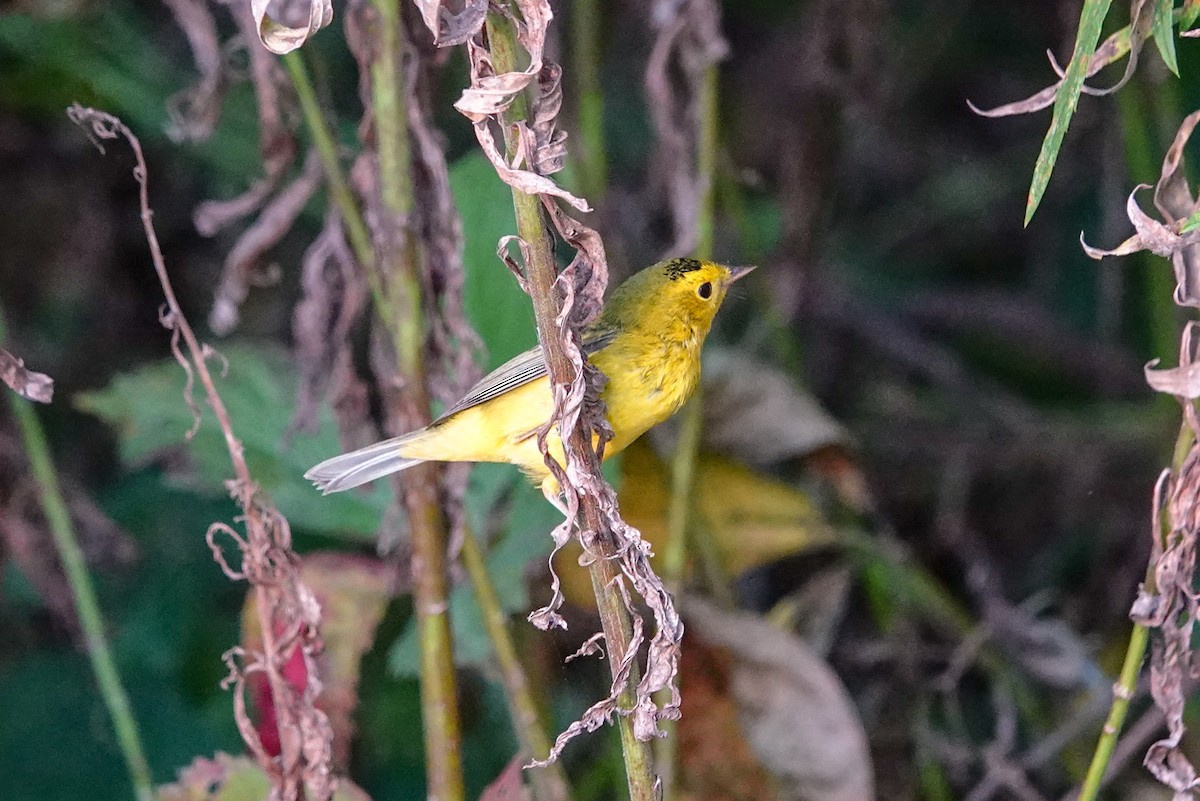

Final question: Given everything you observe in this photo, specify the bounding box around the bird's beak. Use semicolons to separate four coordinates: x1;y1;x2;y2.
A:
726;264;757;285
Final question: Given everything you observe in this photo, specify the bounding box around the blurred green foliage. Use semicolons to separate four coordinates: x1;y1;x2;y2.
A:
6;0;1200;799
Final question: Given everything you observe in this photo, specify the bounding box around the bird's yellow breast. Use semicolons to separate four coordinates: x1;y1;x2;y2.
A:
398;329;700;480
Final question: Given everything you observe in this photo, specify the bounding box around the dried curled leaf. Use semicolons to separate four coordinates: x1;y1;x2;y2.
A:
1145;322;1200;402
210;150;324;336
1137;454;1200;796
242;553;395;769
0;348;53;403
1083;109;1200;307
966;5;1145;120
645;0;729;256
161;0;225;142
454;0;590;212
251;0;333;54
412;0;488;46
290;211;369;441
189;0;298;237
449;0;682;763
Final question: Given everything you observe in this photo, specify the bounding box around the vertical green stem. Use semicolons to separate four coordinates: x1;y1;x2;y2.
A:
1076;411;1192;801
1076;624;1149;801
281;52;376;277
655;39;722;801
461;529;571;801
368;4;464;800
1;312;154;801
571;0;607;200
486;11;657;801
1075;72;1197;801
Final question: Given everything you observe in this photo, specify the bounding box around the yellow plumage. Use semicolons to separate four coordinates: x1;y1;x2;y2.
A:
305;258;753;494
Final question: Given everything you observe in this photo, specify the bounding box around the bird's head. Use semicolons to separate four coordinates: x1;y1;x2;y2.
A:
602;258;756;338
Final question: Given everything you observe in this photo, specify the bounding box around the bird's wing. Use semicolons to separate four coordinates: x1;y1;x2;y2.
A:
435;327;618;421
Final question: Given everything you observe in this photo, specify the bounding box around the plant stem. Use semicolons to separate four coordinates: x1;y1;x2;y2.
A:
281;51;381;299
368;4;464;800
1075;417;1191;801
1076;624;1149;801
486;10;657;801
571;0;606;200
461;528;571;801
1;313;154;801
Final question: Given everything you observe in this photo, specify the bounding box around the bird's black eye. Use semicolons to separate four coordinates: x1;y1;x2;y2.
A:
697;281;713;299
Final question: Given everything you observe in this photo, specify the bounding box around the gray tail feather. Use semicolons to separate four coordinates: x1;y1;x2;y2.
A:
304;436;425;494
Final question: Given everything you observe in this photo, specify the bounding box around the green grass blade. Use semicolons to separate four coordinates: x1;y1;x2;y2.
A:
1025;0;1114;226
1154;0;1180;75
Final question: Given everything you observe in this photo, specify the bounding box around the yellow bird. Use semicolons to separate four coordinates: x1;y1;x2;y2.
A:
305;258;754;495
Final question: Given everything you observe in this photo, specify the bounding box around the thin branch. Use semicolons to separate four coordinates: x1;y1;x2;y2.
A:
484;9;660;801
68;105;334;801
461;528;571;801
1;308;154;801
281;52;379;292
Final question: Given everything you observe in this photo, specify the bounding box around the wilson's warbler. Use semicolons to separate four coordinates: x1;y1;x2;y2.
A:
305;258;753;496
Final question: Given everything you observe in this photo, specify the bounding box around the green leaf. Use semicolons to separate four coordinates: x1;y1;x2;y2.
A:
452;152;537;371
1182;206;1200;233
1153;0;1180;76
1025;0;1114;226
389;473;559;676
1183;0;1200;30
75;344;388;538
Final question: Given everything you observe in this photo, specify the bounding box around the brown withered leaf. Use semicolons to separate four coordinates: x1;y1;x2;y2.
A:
454;1;590;212
644;0;728;256
1136;454;1200;797
289;211;369;439
194;177;282;237
1084;185;1200;307
411;0;487;46
0;348;53;403
68;104;333;801
1154;110;1200;221
676;641;783;801
967;23;1134;118
1153;109;1200;307
1082;185;1200;306
192;1;298;235
209;150;324;336
251;0;333;54
242;553;396;769
161;0;224;142
683;597;874;801
237;0;298;174
1146;322;1200;400
450;0;682;762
